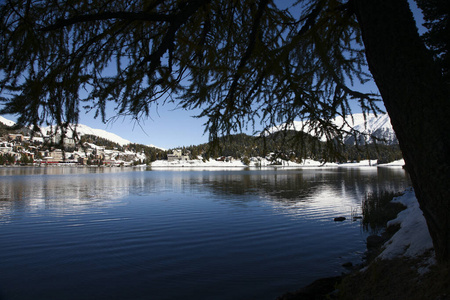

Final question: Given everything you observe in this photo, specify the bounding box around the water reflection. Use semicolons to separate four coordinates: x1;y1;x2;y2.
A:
0;167;410;214
189;168;410;206
0;168;138;223
0;166;412;300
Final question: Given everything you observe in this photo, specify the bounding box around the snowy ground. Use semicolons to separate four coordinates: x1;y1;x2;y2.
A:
377;188;435;271
150;158;405;169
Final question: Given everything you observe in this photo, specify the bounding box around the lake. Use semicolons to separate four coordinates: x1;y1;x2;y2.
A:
0;166;410;300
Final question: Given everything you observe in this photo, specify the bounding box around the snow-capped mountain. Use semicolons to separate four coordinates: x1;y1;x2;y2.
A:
147;144;166;151
47;123;132;146
334;113;397;145
1;113;397;148
0;116;16;127
280;113;398;145
0;116;134;146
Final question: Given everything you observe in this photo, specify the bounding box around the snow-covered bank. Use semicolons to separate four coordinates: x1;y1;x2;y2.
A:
379;188;435;264
333;187;447;300
150;158;405;169
149;158;339;168
377;159;405;167
278;186;437;300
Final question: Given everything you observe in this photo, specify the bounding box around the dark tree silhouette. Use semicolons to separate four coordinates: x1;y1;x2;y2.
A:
1;0;449;261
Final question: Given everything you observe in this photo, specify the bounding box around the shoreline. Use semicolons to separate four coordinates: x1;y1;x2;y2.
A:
149;158;405;169
0;158;406;170
277;188;440;300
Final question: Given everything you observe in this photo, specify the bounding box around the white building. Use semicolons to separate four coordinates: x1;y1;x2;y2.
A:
167;149;189;162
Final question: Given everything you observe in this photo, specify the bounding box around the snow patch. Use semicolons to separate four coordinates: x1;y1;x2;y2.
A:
39;123;131;146
149;158;390;169
68;124;131;146
0;115;166;148
377;159;405;167
379;188;435;264
147;144;166;151
0;116;16;127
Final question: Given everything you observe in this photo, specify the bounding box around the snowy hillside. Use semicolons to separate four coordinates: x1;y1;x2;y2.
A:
147;144;166;151
0;116;133;146
42;124;132;146
0;116;16;127
70;124;131;146
283;113;397;145
0;113;397;148
334;113;397;144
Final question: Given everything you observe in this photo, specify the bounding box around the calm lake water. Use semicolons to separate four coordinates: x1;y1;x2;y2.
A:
0;166;410;300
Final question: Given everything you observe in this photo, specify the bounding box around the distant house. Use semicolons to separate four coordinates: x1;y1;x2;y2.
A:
8;134;23;142
0;142;13;153
42;131;76;149
53;133;76;148
77;157;88;165
42;149;64;163
94;147;106;160
104;149;119;161
31;136;44;144
216;156;233;162
167;149;190;162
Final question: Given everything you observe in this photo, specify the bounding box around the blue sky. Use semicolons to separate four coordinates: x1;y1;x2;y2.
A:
79;102;209;149
81;0;426;149
3;0;425;150
77;85;380;149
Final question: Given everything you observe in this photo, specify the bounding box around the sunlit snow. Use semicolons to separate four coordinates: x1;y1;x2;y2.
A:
379;188;435;266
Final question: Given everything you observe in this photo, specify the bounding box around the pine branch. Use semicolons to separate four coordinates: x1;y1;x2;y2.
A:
39;11;173;32
225;0;270;112
139;0;211;77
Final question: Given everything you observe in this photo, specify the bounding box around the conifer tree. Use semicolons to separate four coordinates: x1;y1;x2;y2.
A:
1;0;449;262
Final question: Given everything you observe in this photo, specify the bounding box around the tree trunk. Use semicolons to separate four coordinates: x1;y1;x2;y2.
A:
354;0;450;262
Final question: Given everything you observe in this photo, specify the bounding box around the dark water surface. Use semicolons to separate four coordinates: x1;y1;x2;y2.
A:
0;166;410;300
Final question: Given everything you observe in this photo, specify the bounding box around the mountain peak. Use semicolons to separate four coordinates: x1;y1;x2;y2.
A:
0;116;134;146
0;116;16;127
279;113;397;145
67;124;131;146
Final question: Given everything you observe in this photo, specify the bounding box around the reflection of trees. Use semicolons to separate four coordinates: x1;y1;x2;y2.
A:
0;168;411;219
0;168;151;217
193;169;411;209
200;171;318;202
0;166;114;177
0;168;212;218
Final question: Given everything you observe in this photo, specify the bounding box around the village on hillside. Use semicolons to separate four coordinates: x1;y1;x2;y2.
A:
0;126;405;167
0;131;308;168
0;131;150;166
0;113;404;167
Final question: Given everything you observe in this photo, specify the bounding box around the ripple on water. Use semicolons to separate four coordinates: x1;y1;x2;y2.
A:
0;168;410;300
